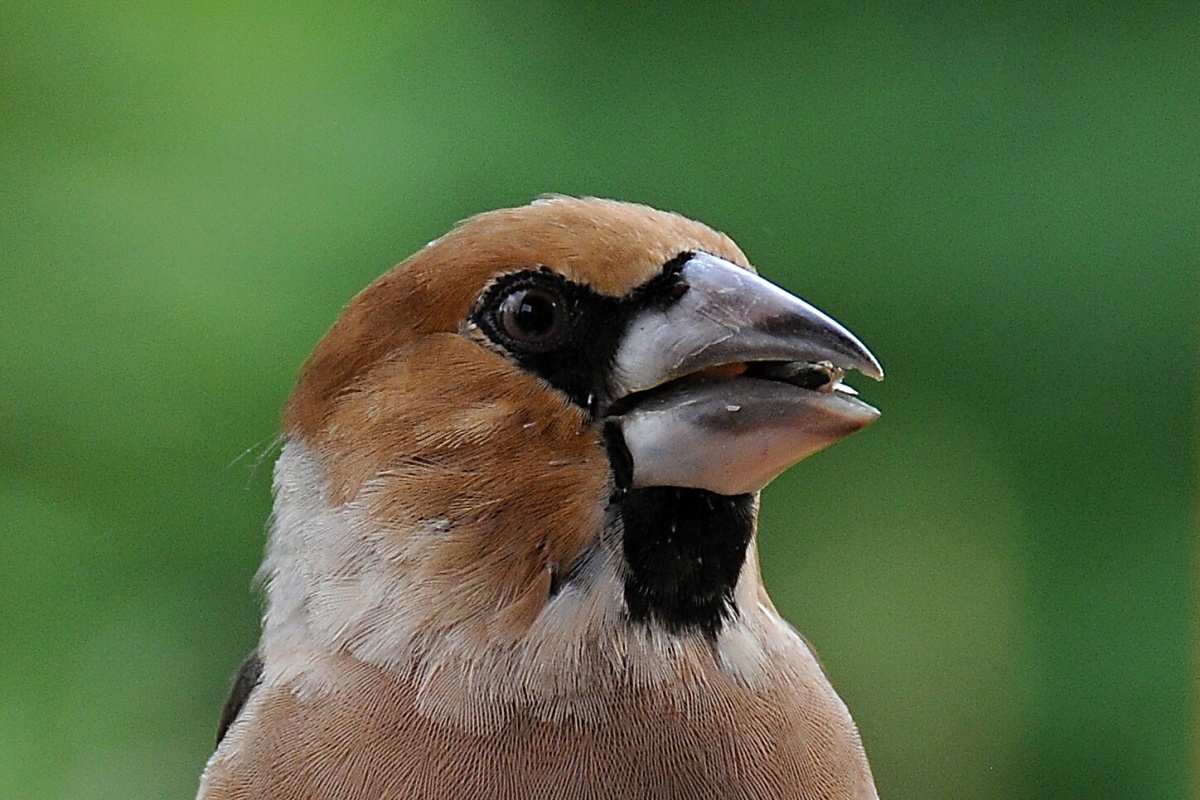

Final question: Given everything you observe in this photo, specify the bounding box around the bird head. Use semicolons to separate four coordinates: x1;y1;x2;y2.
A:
261;196;881;703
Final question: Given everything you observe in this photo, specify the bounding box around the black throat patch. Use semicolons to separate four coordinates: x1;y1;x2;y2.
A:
617;484;756;637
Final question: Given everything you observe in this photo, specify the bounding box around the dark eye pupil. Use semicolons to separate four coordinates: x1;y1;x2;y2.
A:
499;288;564;344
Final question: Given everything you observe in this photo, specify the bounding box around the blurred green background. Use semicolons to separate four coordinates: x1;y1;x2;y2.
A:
1;3;1194;798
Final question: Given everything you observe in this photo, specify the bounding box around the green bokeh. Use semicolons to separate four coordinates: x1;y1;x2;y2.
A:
1;3;1194;798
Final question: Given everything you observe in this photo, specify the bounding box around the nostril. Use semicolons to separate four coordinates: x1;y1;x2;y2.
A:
665;279;690;302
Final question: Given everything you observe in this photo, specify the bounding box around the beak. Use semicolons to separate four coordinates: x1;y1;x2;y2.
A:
605;252;882;496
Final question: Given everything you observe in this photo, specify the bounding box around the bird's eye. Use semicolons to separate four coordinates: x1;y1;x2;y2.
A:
497;287;567;346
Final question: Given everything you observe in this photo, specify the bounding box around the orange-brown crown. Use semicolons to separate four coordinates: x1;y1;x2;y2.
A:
285;196;747;441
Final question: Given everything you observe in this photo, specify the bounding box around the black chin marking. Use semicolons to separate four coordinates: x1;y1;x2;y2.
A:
602;421;634;491
618;487;755;637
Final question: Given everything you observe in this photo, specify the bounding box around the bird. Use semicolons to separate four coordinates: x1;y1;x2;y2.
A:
196;195;884;800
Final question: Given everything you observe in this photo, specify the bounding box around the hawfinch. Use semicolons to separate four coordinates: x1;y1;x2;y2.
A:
197;196;884;799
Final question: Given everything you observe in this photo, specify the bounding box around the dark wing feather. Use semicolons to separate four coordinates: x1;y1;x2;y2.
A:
216;650;263;746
